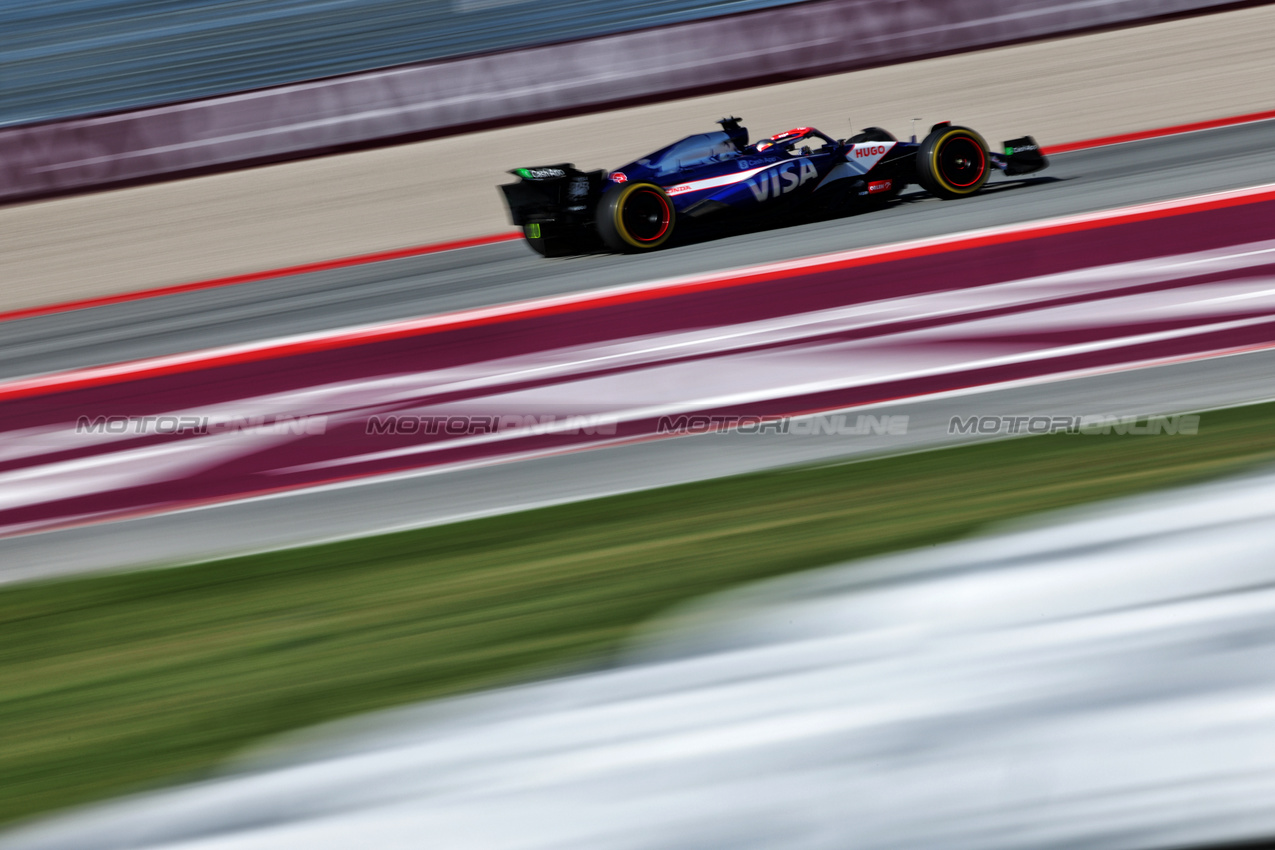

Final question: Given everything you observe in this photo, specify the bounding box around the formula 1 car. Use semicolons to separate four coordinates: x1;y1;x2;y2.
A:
500;117;1046;256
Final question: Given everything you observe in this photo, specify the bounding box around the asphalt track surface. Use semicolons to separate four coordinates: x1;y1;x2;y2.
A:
3;120;1275;581
4;118;1275;381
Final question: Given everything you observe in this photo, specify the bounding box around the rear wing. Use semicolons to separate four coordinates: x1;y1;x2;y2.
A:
499;164;606;226
990;136;1048;176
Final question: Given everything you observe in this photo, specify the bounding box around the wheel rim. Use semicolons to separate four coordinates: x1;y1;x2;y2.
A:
621;188;671;243
937;136;985;188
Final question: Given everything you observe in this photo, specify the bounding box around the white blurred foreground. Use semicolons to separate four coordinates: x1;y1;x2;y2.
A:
7;468;1275;850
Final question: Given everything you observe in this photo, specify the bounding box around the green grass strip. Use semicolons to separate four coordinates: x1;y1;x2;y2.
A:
3;401;1275;826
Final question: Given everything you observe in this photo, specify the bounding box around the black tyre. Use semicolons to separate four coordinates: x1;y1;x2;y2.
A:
848;126;897;144
596;182;675;253
521;222;589;257
915;125;989;199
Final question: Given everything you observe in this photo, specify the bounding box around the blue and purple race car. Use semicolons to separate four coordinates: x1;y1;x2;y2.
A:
499;117;1047;256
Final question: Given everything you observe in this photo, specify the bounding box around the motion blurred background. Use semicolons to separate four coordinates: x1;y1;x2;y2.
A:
2;0;1275;847
1;0;807;126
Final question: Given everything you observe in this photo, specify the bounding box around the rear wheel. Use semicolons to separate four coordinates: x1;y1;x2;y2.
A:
915;126;989;199
596;182;675;253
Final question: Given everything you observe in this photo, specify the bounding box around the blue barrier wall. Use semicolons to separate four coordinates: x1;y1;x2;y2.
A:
0;0;807;127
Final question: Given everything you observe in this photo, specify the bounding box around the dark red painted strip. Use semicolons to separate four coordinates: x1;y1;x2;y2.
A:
7;332;1275;540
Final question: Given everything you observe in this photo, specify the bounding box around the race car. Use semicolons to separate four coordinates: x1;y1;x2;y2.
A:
499;117;1047;256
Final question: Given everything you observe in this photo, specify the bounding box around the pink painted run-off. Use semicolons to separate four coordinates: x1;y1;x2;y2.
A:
3;190;1275;537
4;109;1273;327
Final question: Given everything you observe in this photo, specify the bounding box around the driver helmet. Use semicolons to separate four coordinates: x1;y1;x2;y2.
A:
753;139;774;152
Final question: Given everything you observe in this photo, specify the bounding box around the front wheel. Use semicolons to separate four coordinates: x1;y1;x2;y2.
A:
596;182;675;253
915;125;989;199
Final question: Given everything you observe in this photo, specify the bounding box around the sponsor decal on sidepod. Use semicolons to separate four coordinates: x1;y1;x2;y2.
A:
746;159;818;201
665;159;817;199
